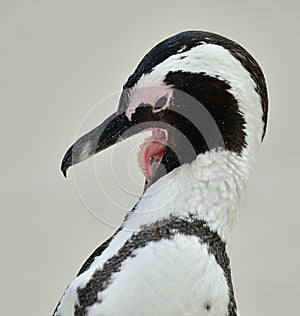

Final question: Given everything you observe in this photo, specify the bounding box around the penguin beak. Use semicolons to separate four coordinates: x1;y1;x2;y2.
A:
61;106;168;177
61;112;130;177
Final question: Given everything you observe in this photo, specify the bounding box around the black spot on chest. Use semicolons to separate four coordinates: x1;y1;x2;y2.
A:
204;301;212;311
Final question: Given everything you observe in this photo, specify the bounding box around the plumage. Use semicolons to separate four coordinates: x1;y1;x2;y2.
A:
54;30;268;316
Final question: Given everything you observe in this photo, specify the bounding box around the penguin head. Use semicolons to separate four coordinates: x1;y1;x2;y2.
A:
61;31;268;188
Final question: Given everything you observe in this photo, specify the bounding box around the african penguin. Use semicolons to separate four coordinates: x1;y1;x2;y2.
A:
53;30;268;316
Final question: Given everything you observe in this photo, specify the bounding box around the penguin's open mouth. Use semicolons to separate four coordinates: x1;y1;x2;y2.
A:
137;128;168;182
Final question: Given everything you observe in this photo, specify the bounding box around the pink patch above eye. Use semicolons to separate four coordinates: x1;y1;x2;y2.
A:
126;85;173;120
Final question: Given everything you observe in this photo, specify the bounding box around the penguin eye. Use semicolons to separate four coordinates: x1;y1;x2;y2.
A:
154;96;168;110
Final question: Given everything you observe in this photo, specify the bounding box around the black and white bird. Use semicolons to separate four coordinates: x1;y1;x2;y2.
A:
53;31;268;316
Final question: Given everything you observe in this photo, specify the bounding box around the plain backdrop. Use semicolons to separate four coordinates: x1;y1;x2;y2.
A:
1;1;299;315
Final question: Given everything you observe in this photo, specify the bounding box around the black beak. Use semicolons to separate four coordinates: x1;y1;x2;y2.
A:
61;111;134;177
61;106;170;177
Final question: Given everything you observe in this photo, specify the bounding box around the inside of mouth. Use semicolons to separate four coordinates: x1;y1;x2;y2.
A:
137;128;168;182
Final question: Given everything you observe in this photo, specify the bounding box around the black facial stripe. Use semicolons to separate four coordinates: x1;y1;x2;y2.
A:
123;31;268;138
165;71;246;155
76;216;237;316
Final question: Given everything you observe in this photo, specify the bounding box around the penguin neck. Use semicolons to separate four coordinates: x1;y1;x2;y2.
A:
123;149;253;243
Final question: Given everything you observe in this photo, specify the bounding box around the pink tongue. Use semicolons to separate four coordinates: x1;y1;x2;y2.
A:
143;140;166;182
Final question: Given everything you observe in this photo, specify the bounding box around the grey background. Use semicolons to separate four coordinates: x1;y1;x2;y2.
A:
1;1;299;315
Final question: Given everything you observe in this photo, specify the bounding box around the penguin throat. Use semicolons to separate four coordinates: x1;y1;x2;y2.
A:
137;128;168;182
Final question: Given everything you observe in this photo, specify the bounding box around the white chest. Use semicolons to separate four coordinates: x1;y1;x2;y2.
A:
87;235;230;316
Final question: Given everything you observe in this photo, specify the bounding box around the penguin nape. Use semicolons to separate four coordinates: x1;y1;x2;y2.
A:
54;31;268;316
